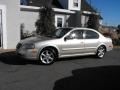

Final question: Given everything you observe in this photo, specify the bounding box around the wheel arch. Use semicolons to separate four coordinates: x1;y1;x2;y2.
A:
37;46;60;59
97;44;107;53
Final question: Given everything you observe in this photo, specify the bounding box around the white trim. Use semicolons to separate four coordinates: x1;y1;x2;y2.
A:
83;11;99;15
0;5;7;49
53;8;75;14
55;15;65;28
20;5;75;14
20;5;40;10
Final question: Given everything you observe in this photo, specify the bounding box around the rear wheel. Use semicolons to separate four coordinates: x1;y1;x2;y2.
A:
39;49;56;65
96;46;106;58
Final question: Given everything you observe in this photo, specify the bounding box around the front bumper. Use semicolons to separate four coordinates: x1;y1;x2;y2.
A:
16;49;38;60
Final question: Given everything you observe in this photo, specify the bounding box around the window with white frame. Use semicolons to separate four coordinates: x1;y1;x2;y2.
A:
55;15;64;28
73;0;79;7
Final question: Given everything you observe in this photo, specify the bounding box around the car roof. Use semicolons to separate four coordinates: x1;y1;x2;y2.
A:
58;27;97;31
58;27;73;30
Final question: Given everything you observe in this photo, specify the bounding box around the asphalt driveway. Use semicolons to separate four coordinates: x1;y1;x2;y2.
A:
0;48;120;90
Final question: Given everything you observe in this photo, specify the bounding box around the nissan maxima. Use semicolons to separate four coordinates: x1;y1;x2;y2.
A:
16;28;113;65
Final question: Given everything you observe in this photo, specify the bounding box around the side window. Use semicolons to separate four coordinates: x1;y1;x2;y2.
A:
69;30;83;39
85;30;99;39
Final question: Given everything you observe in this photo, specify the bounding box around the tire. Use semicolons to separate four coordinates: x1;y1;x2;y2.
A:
39;48;56;65
96;46;106;58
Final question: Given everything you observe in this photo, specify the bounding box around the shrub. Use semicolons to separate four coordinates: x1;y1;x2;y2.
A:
35;6;55;36
20;23;25;39
87;14;99;30
112;39;120;46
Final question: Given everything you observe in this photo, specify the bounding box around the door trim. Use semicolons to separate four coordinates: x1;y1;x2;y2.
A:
0;5;7;49
0;9;3;48
55;15;65;28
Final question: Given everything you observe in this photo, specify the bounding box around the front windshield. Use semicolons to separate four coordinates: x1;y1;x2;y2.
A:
48;28;72;38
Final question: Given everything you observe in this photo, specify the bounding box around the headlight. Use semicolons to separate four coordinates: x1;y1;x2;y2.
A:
22;43;35;49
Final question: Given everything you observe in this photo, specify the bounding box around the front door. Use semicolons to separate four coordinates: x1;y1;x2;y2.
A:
61;30;84;56
0;9;2;48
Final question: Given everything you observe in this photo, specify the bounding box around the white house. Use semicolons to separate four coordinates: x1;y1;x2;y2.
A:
0;0;102;49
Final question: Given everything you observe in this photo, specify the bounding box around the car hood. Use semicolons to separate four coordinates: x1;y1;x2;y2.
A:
20;36;55;44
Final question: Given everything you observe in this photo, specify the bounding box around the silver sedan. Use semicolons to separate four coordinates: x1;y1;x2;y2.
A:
16;28;113;65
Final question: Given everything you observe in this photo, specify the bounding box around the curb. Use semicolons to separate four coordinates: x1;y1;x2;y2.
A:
0;49;16;53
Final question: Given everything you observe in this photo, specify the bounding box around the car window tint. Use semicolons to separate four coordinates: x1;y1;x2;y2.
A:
53;28;72;38
69;30;83;39
85;30;99;39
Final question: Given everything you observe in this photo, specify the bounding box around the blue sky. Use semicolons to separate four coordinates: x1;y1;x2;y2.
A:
86;0;120;26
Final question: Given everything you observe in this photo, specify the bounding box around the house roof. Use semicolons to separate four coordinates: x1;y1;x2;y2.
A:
81;0;103;19
81;0;96;13
52;0;63;8
28;0;52;7
28;0;63;8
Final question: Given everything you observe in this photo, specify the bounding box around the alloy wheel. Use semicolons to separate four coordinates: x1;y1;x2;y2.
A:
40;49;55;64
97;46;106;58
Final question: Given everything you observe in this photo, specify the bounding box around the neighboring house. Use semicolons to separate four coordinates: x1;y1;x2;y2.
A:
0;0;102;49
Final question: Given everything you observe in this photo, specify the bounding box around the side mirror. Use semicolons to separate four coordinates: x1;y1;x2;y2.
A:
64;36;72;41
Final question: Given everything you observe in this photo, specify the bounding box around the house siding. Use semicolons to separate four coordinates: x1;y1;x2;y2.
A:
20;10;39;33
20;9;70;32
67;11;82;27
81;14;89;27
0;0;20;49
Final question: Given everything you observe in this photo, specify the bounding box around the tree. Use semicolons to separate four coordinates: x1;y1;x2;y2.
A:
35;6;55;35
20;23;24;39
87;14;99;30
117;25;120;34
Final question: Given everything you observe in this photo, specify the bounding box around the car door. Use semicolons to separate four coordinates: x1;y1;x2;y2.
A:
84;30;99;53
61;30;85;56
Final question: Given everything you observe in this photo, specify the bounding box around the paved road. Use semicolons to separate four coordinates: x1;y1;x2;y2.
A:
0;48;120;90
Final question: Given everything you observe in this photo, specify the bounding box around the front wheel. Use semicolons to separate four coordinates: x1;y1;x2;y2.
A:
39;49;56;65
96;46;106;58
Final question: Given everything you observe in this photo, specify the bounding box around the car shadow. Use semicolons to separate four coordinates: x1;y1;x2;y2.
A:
0;51;41;65
0;51;98;65
53;65;120;90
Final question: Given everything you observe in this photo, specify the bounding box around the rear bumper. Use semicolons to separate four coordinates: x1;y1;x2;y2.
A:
107;44;113;51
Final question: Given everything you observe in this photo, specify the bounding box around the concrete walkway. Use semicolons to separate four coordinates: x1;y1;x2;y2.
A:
0;49;15;53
